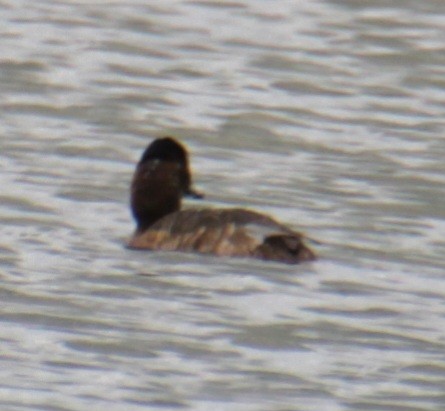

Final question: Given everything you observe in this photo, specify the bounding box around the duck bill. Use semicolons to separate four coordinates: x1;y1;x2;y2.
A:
184;187;204;199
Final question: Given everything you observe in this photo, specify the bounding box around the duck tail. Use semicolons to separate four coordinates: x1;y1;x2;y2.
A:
256;234;316;264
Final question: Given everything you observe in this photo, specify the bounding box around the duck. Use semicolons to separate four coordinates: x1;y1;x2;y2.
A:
128;137;316;264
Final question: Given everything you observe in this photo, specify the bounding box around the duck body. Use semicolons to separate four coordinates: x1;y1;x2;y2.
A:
128;137;315;264
129;207;315;264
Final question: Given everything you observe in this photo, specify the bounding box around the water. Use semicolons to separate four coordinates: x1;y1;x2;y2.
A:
1;1;445;410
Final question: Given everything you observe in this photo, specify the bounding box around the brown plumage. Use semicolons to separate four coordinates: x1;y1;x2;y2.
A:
128;137;315;264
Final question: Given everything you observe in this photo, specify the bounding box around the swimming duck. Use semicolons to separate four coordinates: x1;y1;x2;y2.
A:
128;137;315;264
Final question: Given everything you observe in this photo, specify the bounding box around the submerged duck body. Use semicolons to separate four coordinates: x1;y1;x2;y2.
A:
128;137;315;264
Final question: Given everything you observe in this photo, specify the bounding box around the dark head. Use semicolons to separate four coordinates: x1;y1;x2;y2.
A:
139;136;188;165
131;137;203;232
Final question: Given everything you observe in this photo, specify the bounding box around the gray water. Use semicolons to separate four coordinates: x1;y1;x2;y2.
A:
1;1;445;410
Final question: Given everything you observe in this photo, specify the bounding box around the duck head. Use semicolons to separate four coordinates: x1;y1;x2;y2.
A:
131;137;203;232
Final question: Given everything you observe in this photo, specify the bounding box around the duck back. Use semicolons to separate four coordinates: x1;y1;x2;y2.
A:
128;208;315;264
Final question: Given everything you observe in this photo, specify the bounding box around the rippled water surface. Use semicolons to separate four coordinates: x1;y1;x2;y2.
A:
1;1;445;410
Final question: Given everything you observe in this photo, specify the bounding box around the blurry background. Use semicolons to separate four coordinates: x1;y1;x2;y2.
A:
1;1;444;410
